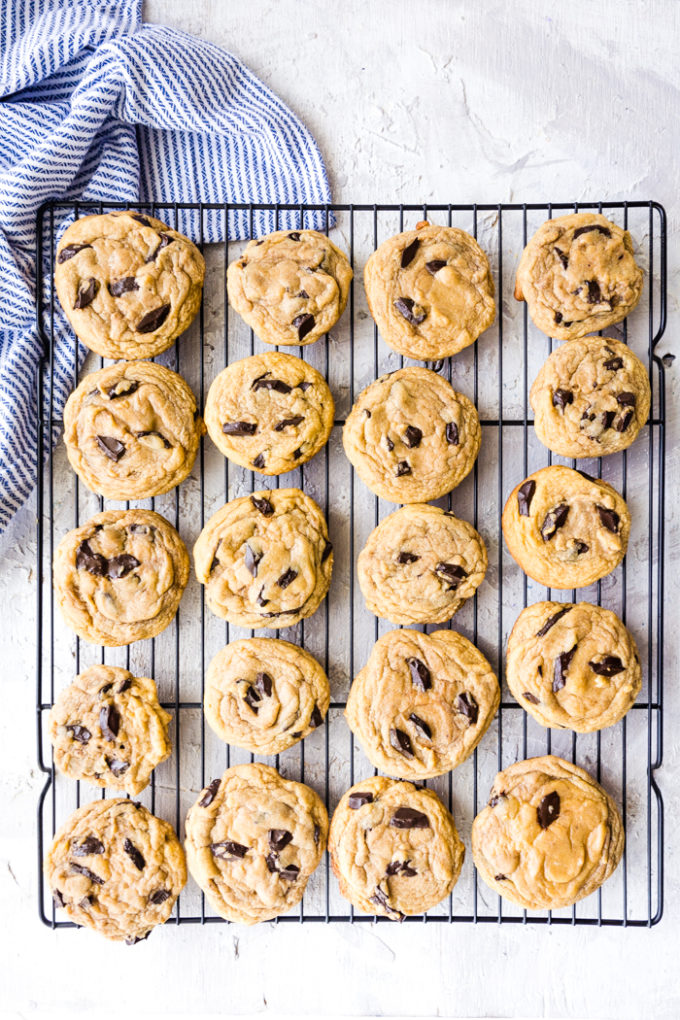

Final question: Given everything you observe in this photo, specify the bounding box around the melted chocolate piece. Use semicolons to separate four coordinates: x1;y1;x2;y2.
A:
310;704;323;728
390;807;430;829
553;646;576;693
489;793;506;808
348;791;373;809
601;410;615;431
132;214;152;226
523;691;540;704
149;889;170;905
537;791;560;829
425;259;447;275
106;758;129;777
573;539;589;554
199;778;221;808
299;289;309;299
57;243;92;263
555;249;569;270
244;685;262;712
265;852;279;873
616;409;634;433
108;277;139;297
72;836;104;857
277;568;298;589
572;224;611;240
552;388;573;410
145;232;173;263
589;655;625;677
96;435;125;462
395;460;411;476
390;728;414;758
288;232;301;241
494;873;507;881
70;863;104;884
252;453;265;469
617;391;636;407
540;504;569;541
401;238;420;268
244;544;262;577
406;657;432;691
74;278;99;309
292;313;315;340
279;864;300;881
268;829;293;852
397;551;419;564
211;841;249;859
321;540;333;562
255;672;273;697
52;889;66;908
456;691;478;725
251;495;274;516
66;724;91;743
107;554;139;580
408;713;431;739
274;416;304;431
536;605;572;637
394;296;426;326
75;540;107;576
222;421;257;436
107;380;139;399
386;859;417;877
517;479;536;516
596;505;620;533
251;374;293;394
586;279;603;304
99;704;120;742
123;838;145;871
435;562;468;588
136;303;170;333
403;425;423;448
445;422;459;445
604;356;623;371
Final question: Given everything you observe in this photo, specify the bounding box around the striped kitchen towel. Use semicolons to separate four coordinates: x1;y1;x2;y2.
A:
0;0;332;535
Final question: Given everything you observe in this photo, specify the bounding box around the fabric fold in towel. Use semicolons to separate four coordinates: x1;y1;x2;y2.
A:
0;0;332;534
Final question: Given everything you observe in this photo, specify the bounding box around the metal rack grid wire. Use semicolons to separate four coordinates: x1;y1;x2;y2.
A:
35;200;666;928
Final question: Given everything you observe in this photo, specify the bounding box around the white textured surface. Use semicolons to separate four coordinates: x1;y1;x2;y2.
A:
1;1;679;1017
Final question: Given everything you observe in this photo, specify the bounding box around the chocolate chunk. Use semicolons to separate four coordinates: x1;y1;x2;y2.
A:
222;421;257;436
445;422;459;445
494;873;507;881
244;544;262;577
299;289;309;299
489;793;505;807
136;303;170;333
553;646;576;693
125;933;151;946
397;551;420;564
129;523;150;534
321;540;333;562
252;453;265;469
616;410;634;433
251;374;293;394
57;243;92;263
517;479;536;516
107;380;139;399
72;836;104;857
573;539;589;554
552;388;573;410
601;410;615;431
456;691;478;725
386;859;417;877
406;657;432;691
149;889;170;905
199;778;221;807
348;791;373;809
537;791;560;829
256;672;273;697
522;691;540;704
145;232;173;262
408;713;431;739
596;505;620;533
536;605;572;637
298;381;312;392
106;758;129;777
210;841;249;859
573;224;611;240
73;277;99;309
209;555;220;574
277;568;298;588
292;313;315;340
390;728;414;758
310;704;323;728
586;279;603;304
604;356;623;371
123;839;145;871
274;416;304;431
540;504;569;541
589;655;625;677
268;829;293;852
70;863;104;884
288;232;301;241
118;678;132;694
555;248;569;270
279;865;300;881
401;238;420;268
66;724;91;743
370;886;404;919
107;554;139;580
394;296;426;326
390;807;430;829
403;425;423;448
96;435;125;462
75;540;107;576
244;685;262;712
576;469;596;482
435;562;468;589
617;391;636;407
293;447;303;459
265;852;279;873
251;495;274;516
99;704;120;742
132;214;152;226
385;436;394;452
52;889;66;908
108;277;139;297
396;460;411;476
425;259;447;275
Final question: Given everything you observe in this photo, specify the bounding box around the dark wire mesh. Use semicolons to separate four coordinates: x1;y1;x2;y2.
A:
35;201;666;928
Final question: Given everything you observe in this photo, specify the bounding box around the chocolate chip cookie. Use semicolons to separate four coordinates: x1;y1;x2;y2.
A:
54;509;190;646
193;488;332;629
364;221;495;360
205;352;334;475
502;466;630;589
345;628;499;780
357;504;487;624
329;777;464;920
55;210;205;359
530;335;651;458
514;213;643;340
45;798;186;943
185;763;328;924
343;367;481;503
49;665;172;794
204;638;330;755
63;361;204;500
226;229;352;347
471;755;624;910
506;601;641;732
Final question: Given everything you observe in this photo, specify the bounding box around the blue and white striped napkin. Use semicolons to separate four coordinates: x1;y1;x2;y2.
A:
0;0;332;535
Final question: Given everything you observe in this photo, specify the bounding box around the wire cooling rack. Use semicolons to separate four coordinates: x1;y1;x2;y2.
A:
35;200;666;929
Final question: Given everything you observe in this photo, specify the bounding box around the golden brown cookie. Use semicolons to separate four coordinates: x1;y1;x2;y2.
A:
342;367;481;503
501;466;630;589
515;213;643;340
204;351;334;475
184;763;328;924
329;776;464;919
54;210;205;359
471;755;624;910
204;638;330;755
63;361;204;500
53;509;190;646
357;504;487;624
345;628;499;780
193;488;333;629
364;221;495;360
45;798;186;943
226;229;352;346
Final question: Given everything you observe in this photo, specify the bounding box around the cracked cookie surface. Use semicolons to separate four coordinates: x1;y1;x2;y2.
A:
345;628;499;780
55;210;205;359
530;335;651;458
358;504;487;624
193;488;332;629
185;763;328;924
343;367;480;503
514;213;643;341
49;664;172;794
329;776;464;919
204;638;330;755
53;509;190;646
502;466;630;589
364;221;495;360
63;361;204;499
45;798;186;942
472;755;624;910
205;351;334;475
226;229;352;346
506;601;641;732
